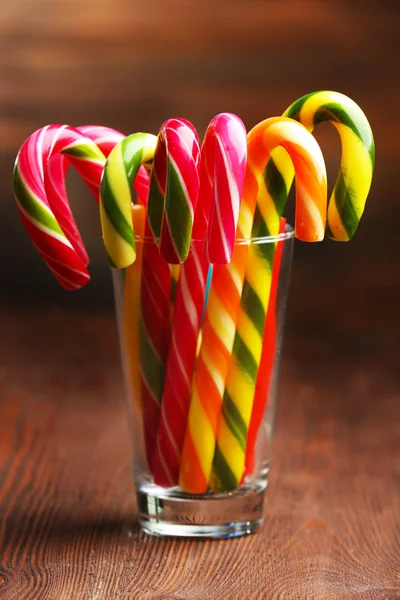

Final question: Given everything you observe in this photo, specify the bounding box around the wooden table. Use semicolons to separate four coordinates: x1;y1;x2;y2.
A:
0;311;399;599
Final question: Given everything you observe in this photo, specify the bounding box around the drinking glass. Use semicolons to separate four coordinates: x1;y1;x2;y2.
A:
112;225;294;538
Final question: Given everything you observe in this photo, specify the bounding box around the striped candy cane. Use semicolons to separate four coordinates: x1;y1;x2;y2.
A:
141;118;200;478
46;126;150;255
139;124;192;465
45;126;148;264
210;117;328;492
152;114;247;487
149;118;201;264
14;125;111;290
269;91;374;242
178;116;249;493
99;133;157;269
239;93;375;477
204;93;374;491
244;217;287;476
98;125;193;468
97;129;167;470
179;220;286;493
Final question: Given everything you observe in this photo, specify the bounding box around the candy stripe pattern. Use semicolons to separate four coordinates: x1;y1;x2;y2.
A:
205;114;248;263
14;125;108;290
45;147;88;266
267;91;374;242
99;133;157;268
178;115;248;493
99;132;159;463
210;117;328;492
149;120;201;486
244;217;287;476
139;140;173;466
151;243;208;486
152;114;246;487
149;118;201;264
45;126;127;266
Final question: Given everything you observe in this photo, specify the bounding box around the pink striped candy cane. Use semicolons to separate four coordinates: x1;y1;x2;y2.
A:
46;126;149;263
141;119;200;466
14;124;149;290
151;113;247;486
149;118;201;264
14;125;109;290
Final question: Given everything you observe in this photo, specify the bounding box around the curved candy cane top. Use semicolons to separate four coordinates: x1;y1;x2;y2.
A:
14;124;110;290
77;126;151;204
45;126;125;267
78;126;125;158
282;91;374;241
199;113;247;264
245;117;328;241
147;118;200;264
45;126;150;267
100;132;157;268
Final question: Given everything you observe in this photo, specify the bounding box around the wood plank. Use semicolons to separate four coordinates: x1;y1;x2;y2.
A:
0;312;399;599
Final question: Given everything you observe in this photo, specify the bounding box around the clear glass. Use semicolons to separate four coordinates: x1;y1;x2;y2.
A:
112;226;294;538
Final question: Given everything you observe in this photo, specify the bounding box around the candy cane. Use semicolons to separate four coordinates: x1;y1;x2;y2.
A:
148;118;201;264
210;117;327;492
99;132;157;268
239;92;374;474
139;120;199;465
179;216;286;493
99;127;188;468
244;217;287;476
45;126;149;263
208;92;374;490
271;91;374;241
241;94;374;478
14;125;111;290
46;126;150;255
122;204;146;414
152;114;247;487
137;118;200;472
178;116;249;493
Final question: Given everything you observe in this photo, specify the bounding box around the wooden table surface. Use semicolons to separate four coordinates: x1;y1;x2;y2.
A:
0;311;399;600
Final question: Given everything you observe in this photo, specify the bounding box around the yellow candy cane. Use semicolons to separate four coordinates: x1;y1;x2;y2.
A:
278;91;374;241
100;133;157;268
122;205;146;408
209;117;328;492
179;220;253;493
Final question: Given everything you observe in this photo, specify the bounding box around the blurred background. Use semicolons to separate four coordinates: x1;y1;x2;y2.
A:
0;0;398;334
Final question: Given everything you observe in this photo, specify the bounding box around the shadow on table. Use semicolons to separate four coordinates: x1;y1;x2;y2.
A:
0;507;147;557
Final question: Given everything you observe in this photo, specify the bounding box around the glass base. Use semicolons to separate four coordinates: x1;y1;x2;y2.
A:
137;481;267;538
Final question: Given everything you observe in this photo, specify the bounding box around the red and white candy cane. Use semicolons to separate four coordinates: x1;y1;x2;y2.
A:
151;113;247;486
14;125;105;289
46;126;149;265
147;118;201;264
14;124;149;291
141;119;200;467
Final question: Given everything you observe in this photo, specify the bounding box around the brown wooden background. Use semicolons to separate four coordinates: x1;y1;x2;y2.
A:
0;0;399;333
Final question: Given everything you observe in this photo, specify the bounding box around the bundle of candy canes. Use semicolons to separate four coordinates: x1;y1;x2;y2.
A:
14;91;374;493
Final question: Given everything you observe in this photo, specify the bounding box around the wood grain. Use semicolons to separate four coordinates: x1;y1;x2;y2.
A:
0;311;399;599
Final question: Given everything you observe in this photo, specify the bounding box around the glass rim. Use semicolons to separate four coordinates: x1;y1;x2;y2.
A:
134;223;294;245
